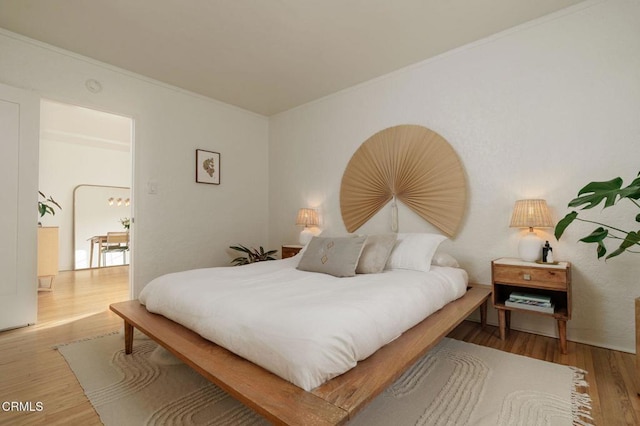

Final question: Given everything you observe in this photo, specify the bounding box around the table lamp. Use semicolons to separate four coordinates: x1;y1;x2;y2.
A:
509;199;554;262
296;208;319;245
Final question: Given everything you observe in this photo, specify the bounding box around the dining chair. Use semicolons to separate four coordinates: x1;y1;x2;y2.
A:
101;232;129;266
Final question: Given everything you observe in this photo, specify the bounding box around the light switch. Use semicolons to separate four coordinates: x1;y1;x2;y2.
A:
148;180;158;195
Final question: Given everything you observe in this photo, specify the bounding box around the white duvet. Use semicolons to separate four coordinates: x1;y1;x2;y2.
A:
138;256;468;391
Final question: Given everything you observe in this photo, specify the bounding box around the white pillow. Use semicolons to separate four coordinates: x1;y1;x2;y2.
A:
385;233;448;272
431;252;460;268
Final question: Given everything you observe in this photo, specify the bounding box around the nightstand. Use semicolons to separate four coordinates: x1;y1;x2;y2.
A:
281;244;303;259
492;257;572;354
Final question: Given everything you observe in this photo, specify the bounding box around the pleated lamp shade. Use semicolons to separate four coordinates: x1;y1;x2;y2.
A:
509;200;554;230
509;199;554;262
296;208;319;227
340;125;467;237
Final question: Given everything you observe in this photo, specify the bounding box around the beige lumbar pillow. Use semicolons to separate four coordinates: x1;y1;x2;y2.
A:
356;233;397;274
297;235;367;277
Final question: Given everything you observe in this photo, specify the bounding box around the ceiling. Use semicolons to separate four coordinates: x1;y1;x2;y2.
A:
0;0;585;116
40;99;132;152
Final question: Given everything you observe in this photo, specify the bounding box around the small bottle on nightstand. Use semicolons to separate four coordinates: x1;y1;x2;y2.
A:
542;241;550;262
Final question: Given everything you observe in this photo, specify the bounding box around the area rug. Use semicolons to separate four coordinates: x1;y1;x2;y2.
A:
57;333;593;426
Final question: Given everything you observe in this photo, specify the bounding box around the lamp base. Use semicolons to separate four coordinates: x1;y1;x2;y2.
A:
299;227;321;245
518;230;542;262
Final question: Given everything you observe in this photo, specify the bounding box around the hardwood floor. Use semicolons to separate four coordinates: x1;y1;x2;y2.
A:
0;266;129;426
0;267;638;425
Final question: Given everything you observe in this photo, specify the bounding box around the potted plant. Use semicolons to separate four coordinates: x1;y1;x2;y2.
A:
554;172;639;258
554;171;639;394
229;245;278;266
38;191;62;226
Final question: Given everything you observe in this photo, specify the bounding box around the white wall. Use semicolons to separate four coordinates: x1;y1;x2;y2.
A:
0;29;269;296
269;0;640;352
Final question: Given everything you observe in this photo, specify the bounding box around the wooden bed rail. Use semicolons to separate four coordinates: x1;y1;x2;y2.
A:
110;283;491;425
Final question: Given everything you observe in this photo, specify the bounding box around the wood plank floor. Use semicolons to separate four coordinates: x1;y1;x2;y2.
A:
0;267;130;426
0;267;638;425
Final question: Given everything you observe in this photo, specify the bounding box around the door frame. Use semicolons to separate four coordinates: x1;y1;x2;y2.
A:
38;98;136;301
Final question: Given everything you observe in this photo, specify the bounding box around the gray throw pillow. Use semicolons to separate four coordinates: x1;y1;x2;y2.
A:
297;235;366;277
356;233;397;274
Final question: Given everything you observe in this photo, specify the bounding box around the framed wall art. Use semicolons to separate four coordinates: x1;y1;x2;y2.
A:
195;149;221;185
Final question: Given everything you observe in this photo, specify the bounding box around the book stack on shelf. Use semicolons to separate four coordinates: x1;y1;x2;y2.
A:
505;292;554;314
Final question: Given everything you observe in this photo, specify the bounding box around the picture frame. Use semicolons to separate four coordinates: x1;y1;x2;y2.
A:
195;149;221;185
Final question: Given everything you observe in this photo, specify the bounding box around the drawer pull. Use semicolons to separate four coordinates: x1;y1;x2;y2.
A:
523;273;531;281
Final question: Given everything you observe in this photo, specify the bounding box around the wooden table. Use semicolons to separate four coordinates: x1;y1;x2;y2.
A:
491;258;571;354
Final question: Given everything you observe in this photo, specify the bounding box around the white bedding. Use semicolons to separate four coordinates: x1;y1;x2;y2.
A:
138;256;468;391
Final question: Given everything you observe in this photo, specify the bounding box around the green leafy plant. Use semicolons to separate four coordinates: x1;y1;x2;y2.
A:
38;191;62;218
229;245;278;266
555;172;640;260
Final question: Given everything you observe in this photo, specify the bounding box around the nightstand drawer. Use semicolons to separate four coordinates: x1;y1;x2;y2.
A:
493;265;568;290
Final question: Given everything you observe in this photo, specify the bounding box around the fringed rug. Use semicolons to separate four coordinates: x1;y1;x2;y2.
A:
57;334;592;425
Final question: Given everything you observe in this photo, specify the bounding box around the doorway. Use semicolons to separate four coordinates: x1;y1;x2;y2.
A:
38;99;133;320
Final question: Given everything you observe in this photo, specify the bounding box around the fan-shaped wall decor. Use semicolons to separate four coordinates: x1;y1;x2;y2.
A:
340;124;467;237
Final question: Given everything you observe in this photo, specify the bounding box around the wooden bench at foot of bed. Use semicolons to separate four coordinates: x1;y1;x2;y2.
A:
110;283;491;425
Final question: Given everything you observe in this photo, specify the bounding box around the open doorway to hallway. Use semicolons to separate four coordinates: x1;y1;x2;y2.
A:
38;99;133;321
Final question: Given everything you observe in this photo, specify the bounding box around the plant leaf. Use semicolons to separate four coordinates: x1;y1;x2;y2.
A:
557;171;640;262
579;227;608;243
606;231;640;259
579;227;608;259
231;256;250;265
621;175;640;200
48;196;62;210
554;211;578;240
568;177;623;209
230;243;277;264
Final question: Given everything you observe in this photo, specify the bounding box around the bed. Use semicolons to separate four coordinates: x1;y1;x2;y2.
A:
110;243;491;425
138;254;467;391
109;124;480;423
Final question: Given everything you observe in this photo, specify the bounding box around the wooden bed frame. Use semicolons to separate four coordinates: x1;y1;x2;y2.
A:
110;283;491;425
